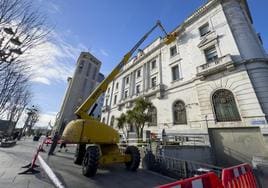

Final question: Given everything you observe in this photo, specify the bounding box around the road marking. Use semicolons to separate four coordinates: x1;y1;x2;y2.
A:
38;155;65;188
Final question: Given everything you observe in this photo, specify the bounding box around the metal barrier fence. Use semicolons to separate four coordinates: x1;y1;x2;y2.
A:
150;155;223;179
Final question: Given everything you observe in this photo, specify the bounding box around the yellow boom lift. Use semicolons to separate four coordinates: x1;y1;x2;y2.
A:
62;21;176;177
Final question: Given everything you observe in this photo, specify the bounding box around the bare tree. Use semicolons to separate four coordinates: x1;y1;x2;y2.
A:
0;0;51;119
6;85;31;126
0;0;50;68
0;64;30;115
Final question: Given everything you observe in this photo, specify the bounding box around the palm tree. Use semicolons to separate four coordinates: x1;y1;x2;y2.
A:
116;113;127;139
126;97;152;139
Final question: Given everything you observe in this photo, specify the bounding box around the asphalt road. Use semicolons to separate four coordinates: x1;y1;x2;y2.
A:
42;143;174;188
1;137;175;188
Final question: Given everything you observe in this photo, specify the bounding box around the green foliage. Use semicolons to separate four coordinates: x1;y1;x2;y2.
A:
116;113;126;129
118;97;153;139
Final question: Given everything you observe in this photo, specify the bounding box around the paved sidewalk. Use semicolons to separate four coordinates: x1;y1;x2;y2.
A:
0;139;54;188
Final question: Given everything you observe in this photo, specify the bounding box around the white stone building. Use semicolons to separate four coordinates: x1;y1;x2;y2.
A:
101;0;268;138
56;52;104;130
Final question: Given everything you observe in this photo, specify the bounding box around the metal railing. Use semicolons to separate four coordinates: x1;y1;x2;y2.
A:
152;155;222;179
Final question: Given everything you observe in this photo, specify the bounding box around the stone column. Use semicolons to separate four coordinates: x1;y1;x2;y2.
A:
222;0;266;60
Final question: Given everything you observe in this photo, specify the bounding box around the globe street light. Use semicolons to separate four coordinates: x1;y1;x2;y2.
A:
0;27;22;62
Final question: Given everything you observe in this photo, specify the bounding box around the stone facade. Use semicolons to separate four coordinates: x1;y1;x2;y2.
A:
101;0;268;137
56;52;103;129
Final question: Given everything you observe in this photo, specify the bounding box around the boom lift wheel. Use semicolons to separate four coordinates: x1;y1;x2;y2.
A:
74;144;86;165
82;146;100;177
125;146;140;171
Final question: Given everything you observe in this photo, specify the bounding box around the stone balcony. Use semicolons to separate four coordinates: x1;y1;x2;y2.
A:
196;54;235;78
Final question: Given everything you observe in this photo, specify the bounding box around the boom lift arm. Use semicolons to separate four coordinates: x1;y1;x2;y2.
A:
61;21;176;177
75;21;176;120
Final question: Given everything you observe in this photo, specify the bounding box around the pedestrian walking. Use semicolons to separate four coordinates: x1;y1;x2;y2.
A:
58;141;68;152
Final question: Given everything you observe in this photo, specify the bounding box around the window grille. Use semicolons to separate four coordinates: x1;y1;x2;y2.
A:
173;100;187;124
212;89;241;122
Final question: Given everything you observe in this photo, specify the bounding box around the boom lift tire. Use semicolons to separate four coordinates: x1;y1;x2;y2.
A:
82;146;100;177
125;146;140;171
74;144;86;165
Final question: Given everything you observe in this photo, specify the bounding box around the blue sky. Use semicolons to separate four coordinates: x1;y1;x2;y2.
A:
26;0;268;127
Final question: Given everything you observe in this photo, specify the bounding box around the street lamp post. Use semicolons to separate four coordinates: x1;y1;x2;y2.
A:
19;105;37;140
0;27;22;63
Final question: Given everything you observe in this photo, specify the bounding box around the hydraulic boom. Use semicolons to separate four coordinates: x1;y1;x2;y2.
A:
62;21;176;177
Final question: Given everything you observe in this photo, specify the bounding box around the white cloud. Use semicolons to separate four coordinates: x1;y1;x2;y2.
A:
100;49;109;57
22;31;88;85
35;111;57;128
49;2;61;14
16;111;57;129
31;77;51;85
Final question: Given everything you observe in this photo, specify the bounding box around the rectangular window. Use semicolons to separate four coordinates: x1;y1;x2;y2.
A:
107;88;110;94
151;77;157;88
114;95;117;105
124;90;128;98
170;45;177;57
136;69;141;78
125;77;129;85
199;23;210;37
86;63;91;76
105;99;108;106
136;85;140;94
115;82;119;89
78;60;84;73
204;46;218;63
151;60;156;69
172;65;180;81
92;66;97;80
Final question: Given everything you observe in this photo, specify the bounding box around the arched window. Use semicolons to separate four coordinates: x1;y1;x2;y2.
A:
173;100;187;124
212;89;241;122
148;106;157;126
102;117;106;123
110;116;115;127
